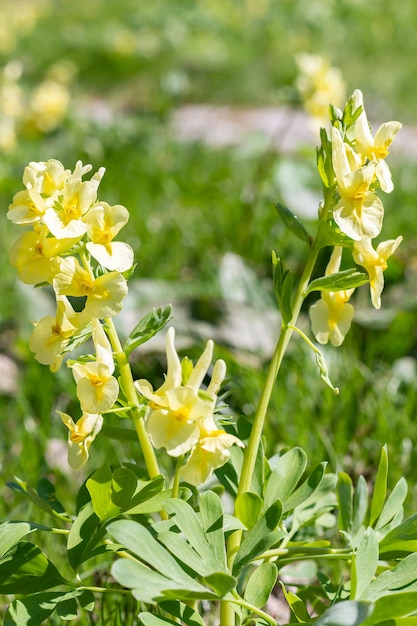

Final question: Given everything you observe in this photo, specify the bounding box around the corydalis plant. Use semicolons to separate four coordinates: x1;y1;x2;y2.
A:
308;88;402;347
3;91;412;626
7;159;242;479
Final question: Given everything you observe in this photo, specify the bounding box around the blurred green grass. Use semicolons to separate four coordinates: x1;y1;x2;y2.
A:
1;0;417;532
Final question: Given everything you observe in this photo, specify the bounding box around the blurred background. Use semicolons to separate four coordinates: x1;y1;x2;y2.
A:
1;0;417;523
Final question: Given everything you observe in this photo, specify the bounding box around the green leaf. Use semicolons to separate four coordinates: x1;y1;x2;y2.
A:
235;492;263;529
264;447;308;509
111;557;216;604
362;552;417;602
140;602;207;626
108;518;210;593
5;589;95;626
314;601;373;626
67;501;104;570
199;491;227;569
233;501;284;574
275;202;312;246
379;513;417;558
160;601;206;626
86;464;166;521
244;562;278;608
215;443;244;495
0;542;67;594
139;612;179;626
7;477;71;522
123;305;172;356
315;349;339;394
337;472;353;534
307;269;368;294
370;445;389;527
0;522;39;559
201;572;236;597
163;498;224;571
272;253;293;324
283;462;327;513
280;582;311;622
375;477;407;531
86;463;117;521
56;597;78;620
352;475;369;537
353;528;379;600
362;593;417;626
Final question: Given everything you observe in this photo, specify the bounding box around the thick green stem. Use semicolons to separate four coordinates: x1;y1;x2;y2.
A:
105;317;161;480
221;239;321;626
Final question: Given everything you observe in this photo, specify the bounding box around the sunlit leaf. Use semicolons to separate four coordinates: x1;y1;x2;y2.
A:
306;269;368;294
235;492;263;529
264;447;308;509
353;528;379;600
123;305;172;356
370;445;388;527
244;562;277;608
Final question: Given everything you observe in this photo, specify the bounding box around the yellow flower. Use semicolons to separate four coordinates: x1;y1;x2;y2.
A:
332;127;383;241
180;428;244;486
353;89;402;193
353;236;403;309
29;296;86;371
26;79;70;133
43;162;105;239
71;319;119;414
53;256;128;318
135;327;227;457
84;202;134;271
296;53;346;132
9;229;78;284
7;188;47;224
23;159;70;197
309;247;355;347
58;410;103;470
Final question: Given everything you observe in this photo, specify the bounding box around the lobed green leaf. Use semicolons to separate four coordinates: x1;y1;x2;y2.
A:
123;304;172;356
306;269;368;294
0;542;68;594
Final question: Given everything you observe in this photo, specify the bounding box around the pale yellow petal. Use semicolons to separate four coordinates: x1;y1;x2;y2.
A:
146;408;200;456
86;241;134;272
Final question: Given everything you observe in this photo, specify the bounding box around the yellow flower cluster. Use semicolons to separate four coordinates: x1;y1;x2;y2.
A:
8;159;134;468
135;327;244;486
310;90;402;346
9;159;241;483
0;61;72;153
296;53;346;133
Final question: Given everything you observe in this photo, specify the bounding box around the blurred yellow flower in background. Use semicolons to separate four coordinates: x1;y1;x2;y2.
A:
296;53;345;132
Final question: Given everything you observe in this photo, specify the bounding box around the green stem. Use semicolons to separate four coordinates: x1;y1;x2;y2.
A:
260;546;352;564
105;317;160;480
171;455;184;499
229;590;277;626
221;238;322;626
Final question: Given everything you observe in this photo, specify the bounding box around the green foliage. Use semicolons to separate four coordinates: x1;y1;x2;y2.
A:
272;252;293;324
306;269;369;294
123;305;172;357
275;202;313;247
1;10;417;621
